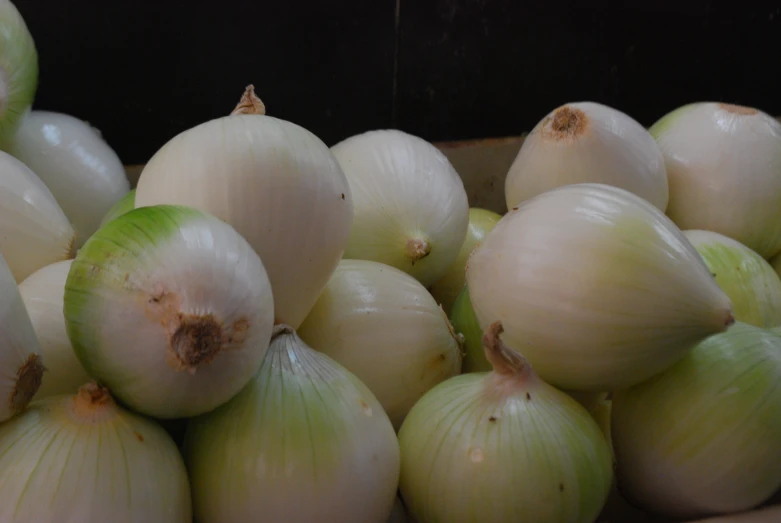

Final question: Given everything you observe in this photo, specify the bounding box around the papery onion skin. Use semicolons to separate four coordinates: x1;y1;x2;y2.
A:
0;249;43;422
64;204;275;419
0;0;38;144
611;322;781;520
298;259;462;430
135;93;352;329
449;285;490;373
183;325;400;523
398;322;613;523
0;382;192;522
684;229;781;328
0;151;75;282
99;188;135;227
505;101;669;212
331;129;470;288
19;260;90;401
650;102;781;259
430;207;501;315
5;111;131;247
466;183;734;391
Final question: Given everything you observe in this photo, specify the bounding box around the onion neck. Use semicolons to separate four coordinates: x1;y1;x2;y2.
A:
71;381;117;420
483;321;533;380
170;314;224;372
231;85;266;115
10;354;43;413
405;237;431;263
542;105;588;141
718;103;757;116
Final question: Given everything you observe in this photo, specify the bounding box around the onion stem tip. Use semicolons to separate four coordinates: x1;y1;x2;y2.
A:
231;85;266;116
545;106;588;140
405;238;431;262
11;354;44;412
482;321;530;377
171;315;224;370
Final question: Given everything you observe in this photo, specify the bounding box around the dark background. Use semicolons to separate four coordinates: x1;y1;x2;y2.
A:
13;0;781;165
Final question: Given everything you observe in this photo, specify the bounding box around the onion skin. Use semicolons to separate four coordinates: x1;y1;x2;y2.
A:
430;207;501;315
611;322;781;520
650;102;781;259
684;229;781;328
466;183;734;391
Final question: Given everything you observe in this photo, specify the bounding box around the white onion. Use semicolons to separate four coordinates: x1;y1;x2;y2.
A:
63;204;275;419
398;321;613;523
611;322;781;520
331;129;469;287
5;110;130;247
466;183;734;391
0;249;43;422
0;382;192;522
298;259;462;429
505;101;668;211
135;86;352;328
650;102;781;259
684;229;781;328
0;150;75;282
0;0;38;143
19;260;89;400
183;324;400;523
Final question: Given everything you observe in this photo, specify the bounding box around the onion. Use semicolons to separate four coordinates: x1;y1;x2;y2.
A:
429;207;501;314
19;260;89;400
183;324;400;523
684;229;781;328
298;259;462;429
0;382;192;522
0;249;43;422
63;204;275;419
504;101;668;212
650;102;781;259
683;505;781;523
611;322;781;520
466;183;734;391
330;129;469;287
99;188;135;227
0;150;75;282
5;110;130;247
135;86;352;328
0;0;38;143
398;322;613;523
449;285;488;373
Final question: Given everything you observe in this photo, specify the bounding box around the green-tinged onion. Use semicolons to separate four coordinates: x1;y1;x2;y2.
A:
505;101;669;212
466;183;734;391
650;102;781;259
0;0;38;144
611;322;781;520
19;260;89;400
99;188;135;227
184;324;401;523
449;285;488;373
429;207;501;315
398;321;613;523
298;259;462;429
0;249;43;422
330;129;470;287
0;382;192;522
683;229;781;328
0;150;75;282
135;86;352;328
63;204;275;419
5;111;131;247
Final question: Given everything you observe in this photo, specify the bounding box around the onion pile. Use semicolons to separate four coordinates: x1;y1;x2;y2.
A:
0;3;778;520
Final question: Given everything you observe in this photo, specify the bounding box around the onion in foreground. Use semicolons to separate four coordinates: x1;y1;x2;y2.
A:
650;102;781;259
135;86;352;328
184;324;400;523
19;260;90;400
331;129;469;287
466;183;734;391
298;259;462;429
505;101;668;212
612;322;781;520
64;204;275;419
0;382;192;522
398;322;613;523
5;110;131;247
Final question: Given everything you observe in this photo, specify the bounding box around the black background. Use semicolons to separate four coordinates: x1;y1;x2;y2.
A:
13;0;781;164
